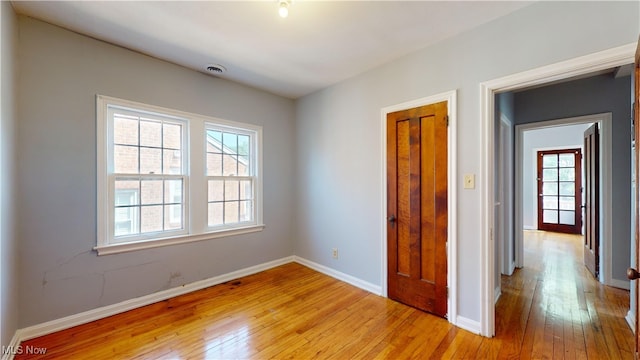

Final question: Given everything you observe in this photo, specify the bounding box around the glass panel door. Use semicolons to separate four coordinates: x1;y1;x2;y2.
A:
537;149;582;234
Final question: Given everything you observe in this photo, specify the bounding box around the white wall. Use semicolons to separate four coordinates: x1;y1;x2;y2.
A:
16;16;296;327
1;1;19;348
294;1;638;324
521;124;591;230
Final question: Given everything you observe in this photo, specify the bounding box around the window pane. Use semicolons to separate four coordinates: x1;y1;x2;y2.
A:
207;130;222;148
225;201;239;223
114;207;138;237
238;135;250;156
559;196;574;210
543;210;558;224
165;179;182;204
558;153;575;167
115;181;139;205
559;182;575;196
165;204;182;230
140;147;162;174
163;123;181;150
141;205;163;233
208;180;224;202
225;180;239;201
559;210;575;225
141;180;163;205
542;169;558;181
140;119;162;148
114;145;139;174
223;133;238;154
238;155;250;176
208;203;223;226
207;153;222;176
559;168;575;181
542;196;558;210
240;180;252;200
542;154;557;168
114;116;138;146
223;154;238;176
542;182;557;196
163;149;181;174
239;201;252;222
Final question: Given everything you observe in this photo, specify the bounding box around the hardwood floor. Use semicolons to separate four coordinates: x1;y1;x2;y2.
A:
17;231;634;359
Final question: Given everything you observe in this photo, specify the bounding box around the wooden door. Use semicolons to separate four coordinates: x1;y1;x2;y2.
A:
632;35;640;359
386;101;448;318
536;148;582;234
583;123;599;279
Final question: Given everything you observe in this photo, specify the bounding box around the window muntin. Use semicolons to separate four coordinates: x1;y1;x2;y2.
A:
206;126;257;228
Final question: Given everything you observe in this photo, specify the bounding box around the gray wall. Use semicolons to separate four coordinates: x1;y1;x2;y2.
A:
1;1;19;348
16;16;296;327
514;74;632;283
294;1;638;323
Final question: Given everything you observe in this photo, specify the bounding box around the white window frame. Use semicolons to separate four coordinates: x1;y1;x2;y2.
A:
96;95;264;255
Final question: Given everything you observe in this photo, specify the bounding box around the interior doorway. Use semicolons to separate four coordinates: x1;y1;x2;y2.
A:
480;42;636;337
515;114;613;283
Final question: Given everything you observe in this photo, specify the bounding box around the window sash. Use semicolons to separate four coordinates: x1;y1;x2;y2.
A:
110;174;189;243
207;175;257;229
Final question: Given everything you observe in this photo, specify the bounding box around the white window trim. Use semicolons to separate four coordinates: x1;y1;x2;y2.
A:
96;95;264;255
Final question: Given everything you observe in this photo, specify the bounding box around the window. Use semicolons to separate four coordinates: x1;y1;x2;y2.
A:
97;95;264;255
206;126;256;228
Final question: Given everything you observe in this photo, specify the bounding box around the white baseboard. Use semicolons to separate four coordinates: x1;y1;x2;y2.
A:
608;278;631;290
7;256;295;354
626;310;636;333
454;315;482;335
293;256;382;295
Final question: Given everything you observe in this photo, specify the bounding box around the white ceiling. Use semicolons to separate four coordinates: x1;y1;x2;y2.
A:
11;1;534;99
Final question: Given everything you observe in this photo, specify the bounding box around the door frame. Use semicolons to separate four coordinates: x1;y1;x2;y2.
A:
380;90;458;326
480;42;635;337
498;114;515;277
516;114;612;282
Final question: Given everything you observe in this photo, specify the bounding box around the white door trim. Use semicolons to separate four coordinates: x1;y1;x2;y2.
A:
480;42;635;337
380;90;459;327
499;115;515;276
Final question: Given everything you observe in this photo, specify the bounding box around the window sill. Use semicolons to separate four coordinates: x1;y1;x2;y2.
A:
94;224;266;256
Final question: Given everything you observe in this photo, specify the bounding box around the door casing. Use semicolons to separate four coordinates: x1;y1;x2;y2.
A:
480;42;635;337
380;90;458;327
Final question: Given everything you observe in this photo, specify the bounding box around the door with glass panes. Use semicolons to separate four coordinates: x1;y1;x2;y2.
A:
537;149;582;234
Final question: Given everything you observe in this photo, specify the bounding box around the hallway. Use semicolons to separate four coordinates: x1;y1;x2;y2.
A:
495;230;634;358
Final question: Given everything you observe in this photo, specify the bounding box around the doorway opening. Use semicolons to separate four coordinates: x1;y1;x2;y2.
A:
515;114;612;283
480;42;636;337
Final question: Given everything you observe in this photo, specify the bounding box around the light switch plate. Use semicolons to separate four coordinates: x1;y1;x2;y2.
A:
464;174;475;189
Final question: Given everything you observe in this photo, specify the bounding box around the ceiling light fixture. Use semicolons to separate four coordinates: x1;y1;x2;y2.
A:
278;0;291;18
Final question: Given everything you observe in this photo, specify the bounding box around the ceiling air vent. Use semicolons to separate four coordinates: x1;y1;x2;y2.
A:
205;64;226;75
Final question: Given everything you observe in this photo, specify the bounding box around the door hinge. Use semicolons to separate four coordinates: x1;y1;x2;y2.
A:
446;287;449;298
445;115;449;126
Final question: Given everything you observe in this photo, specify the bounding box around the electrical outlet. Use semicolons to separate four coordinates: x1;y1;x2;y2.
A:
332;248;338;259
